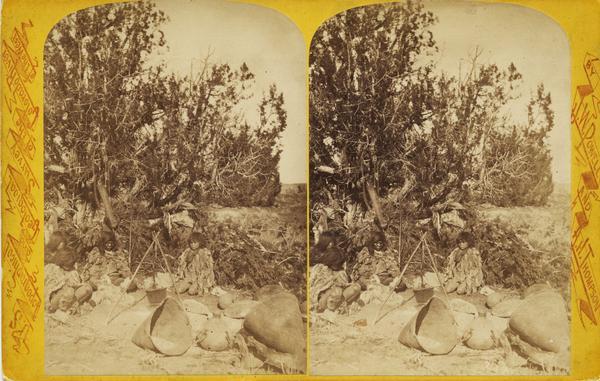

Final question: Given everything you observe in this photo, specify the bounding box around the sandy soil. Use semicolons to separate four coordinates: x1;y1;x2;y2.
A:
310;188;570;376
45;185;307;376
45;290;275;375
310;290;566;376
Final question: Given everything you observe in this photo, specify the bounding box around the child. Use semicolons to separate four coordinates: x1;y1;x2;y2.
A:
176;232;216;296
443;231;484;295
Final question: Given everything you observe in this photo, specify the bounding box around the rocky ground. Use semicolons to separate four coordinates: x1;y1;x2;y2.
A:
45;184;307;375
310;186;571;376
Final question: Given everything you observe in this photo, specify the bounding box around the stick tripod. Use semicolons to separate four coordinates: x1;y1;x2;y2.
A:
105;232;184;325
374;231;447;324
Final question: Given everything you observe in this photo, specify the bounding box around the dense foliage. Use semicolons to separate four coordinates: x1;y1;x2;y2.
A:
310;1;555;218
44;1;287;213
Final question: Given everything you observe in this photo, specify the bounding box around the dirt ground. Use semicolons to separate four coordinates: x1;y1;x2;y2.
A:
45;185;307;376
310;187;570;376
45;290;268;375
310;290;562;376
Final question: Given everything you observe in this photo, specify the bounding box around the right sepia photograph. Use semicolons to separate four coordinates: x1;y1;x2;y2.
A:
309;0;570;376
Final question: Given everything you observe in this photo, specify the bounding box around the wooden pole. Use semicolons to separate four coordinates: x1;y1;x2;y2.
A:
374;232;427;324
153;235;185;306
424;237;449;299
105;232;158;325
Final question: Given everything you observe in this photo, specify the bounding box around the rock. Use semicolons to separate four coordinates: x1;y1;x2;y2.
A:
486;292;510;308
50;286;76;312
243;291;305;355
50;310;70;324
224;300;259;319
74;284;93;304
492;298;524;318
448;298;478;337
522;283;553;299
171;210;194;228
326;287;343;311
79;302;94;315
300;300;307;314
441;209;465;229
218;293;234;310
506;327;569;371
421;272;442;288
479;285;495;296
255;284;286;301
210;285;228;296
183;299;213;317
509;290;569;353
246;334;305;373
343;283;361;304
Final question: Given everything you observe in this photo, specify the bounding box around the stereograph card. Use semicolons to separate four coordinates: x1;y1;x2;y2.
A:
1;0;599;380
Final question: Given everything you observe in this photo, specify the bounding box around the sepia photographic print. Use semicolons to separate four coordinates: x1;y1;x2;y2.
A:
309;0;571;376
43;0;307;375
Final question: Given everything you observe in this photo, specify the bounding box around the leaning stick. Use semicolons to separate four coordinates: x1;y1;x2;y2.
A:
424;237;449;300
154;235;185;306
374;232;427;324
105;232;158;325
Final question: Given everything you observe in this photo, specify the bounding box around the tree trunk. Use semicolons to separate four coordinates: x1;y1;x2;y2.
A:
96;180;118;229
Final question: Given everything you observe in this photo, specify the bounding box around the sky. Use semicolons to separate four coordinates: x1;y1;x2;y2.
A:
147;0;570;185
423;0;571;184
150;0;307;184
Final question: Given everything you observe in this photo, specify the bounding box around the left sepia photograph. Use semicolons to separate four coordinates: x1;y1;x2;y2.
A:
43;0;307;375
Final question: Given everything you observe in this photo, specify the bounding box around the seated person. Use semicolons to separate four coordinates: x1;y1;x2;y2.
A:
443;231;484;295
176;232;216;296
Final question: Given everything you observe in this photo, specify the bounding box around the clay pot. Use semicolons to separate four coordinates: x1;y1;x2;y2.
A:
196;314;232;351
464;316;495;350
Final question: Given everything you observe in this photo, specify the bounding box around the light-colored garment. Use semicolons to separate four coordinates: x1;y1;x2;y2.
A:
443;247;484;295
176;247;216;295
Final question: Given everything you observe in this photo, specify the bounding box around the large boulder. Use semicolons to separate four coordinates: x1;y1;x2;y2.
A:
243;292;305;356
509;290;569;353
